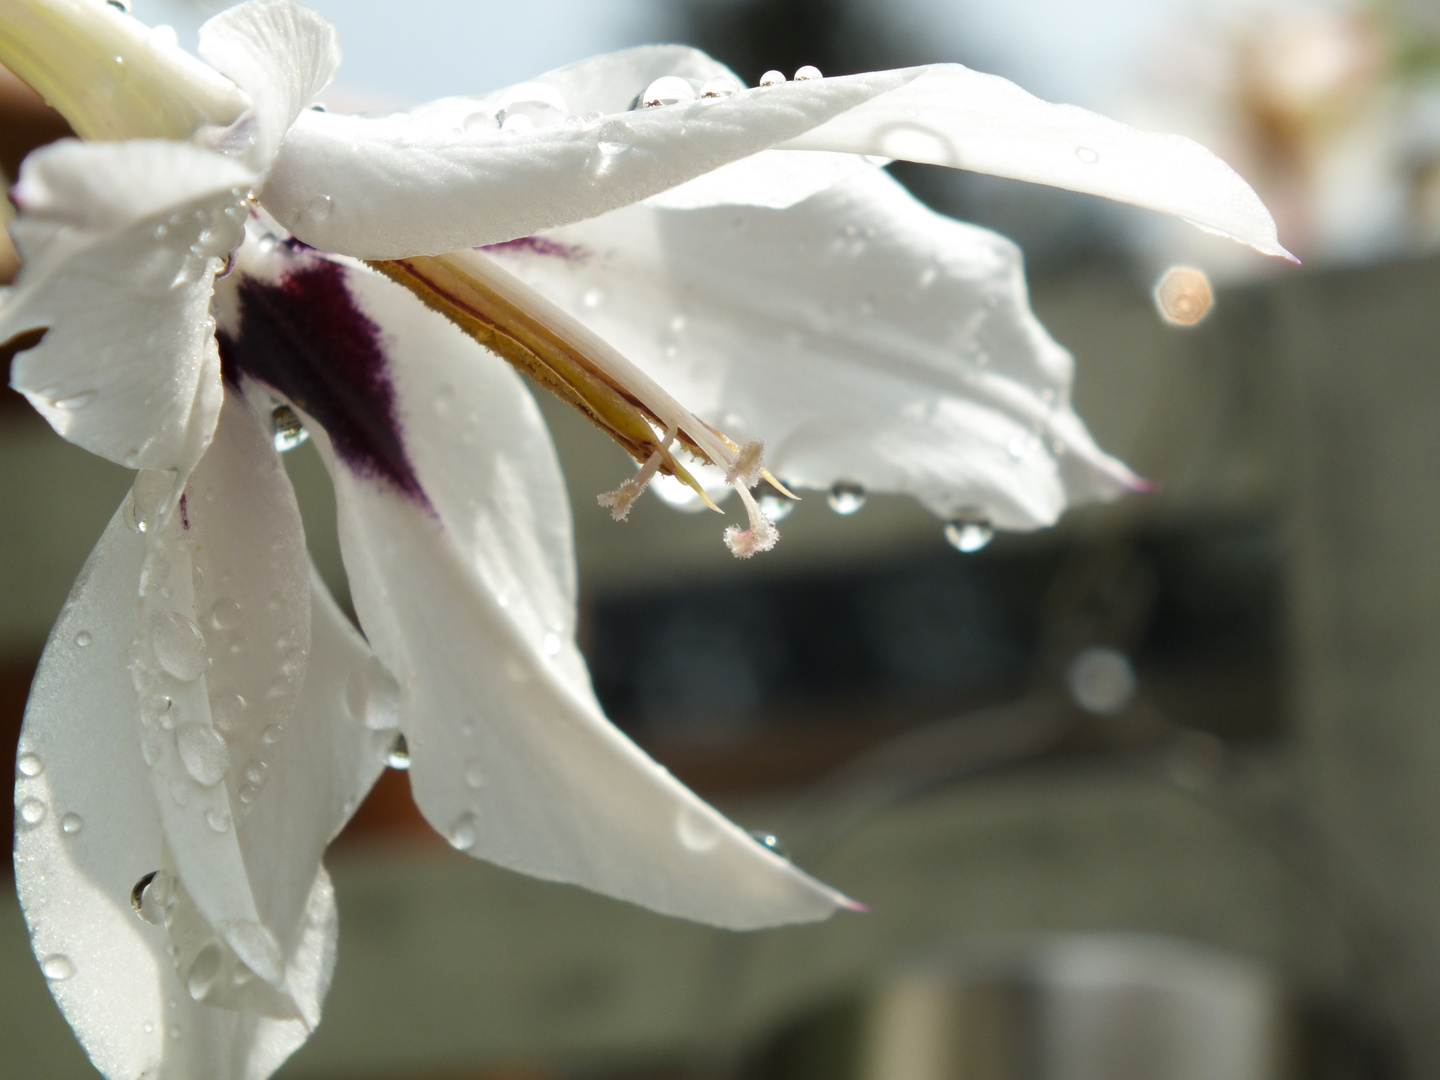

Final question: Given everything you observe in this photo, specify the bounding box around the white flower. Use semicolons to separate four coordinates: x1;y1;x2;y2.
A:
0;1;1288;1077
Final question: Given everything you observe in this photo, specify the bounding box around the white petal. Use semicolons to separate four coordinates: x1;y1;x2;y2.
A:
779;65;1291;259
262;64;918;257
1;140;255;475
233;251;854;927
643;149;885;211
13;493;338;1079
491;167;1139;530
198;0;341;170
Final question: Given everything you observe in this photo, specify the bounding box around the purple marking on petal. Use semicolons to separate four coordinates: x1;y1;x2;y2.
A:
179;494;190;531
482;236;588;261
216;258;428;506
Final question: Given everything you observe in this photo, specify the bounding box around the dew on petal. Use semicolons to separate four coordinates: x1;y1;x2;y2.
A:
208;599;243;632
794;65;823;80
260;723;284;746
16;752;43;778
176;723;230;787
1075;146;1099;163
61;813;83;835
51;390;96;410
827;481;866;515
131;872;167;924
758;70;786;86
675;807;721;853
944;513;994;553
542;632;561;657
210;690;245;734
748;829;789;858
73;630;92;648
641;75;695;108
41;954;75;981
129;469;175;533
345;656;401;730
205;806;231;833
463;761;484;789
385;732;410;769
596;119;634;156
448;811;479;851
151;612;207;681
699;76;738;99
495;81;568;129
186;941;223;1001
17;797;46;827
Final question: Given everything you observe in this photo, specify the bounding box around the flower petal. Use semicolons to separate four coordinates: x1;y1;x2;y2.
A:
489;166;1137;530
1;139;255;475
13;491;345;1079
779;65;1291;259
198;0;341;170
262;56;918;257
217;241;852;927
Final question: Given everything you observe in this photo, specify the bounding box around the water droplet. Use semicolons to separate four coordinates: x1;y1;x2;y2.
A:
1075;146;1099;164
222;919;283;983
143;1021;155;1034
463;761;484;789
186;941;223;1001
73;630;92;648
169;1025;181;1040
18;798;46;827
758;70;786;87
758;493;795;522
16;752;43;778
176;723;229;786
131;871;166;923
1154;266;1214;326
496;81;568;129
748;829;789;858
126;470;174;533
61;813;83;835
244;760;267;785
305;194;333;221
345;656;401;730
151;612;207;681
205;806;231;833
41;954;75;981
51;390;96;410
641;75;695;108
597;119;634;157
944;513;994;553
141;693;175;729
462;110;498;132
676;807;722;853
238;783;257;805
1067;646;1137;715
261;723;284;746
793;65;823;81
208;598;242;632
142;732;165;766
699;76;738;99
106;0;130;10
386;732;410;769
448;811;479;851
827;481;866;515
542;632;561;657
270;404;308;452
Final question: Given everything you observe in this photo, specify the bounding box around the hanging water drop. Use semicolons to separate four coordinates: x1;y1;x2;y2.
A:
943;513;994;553
827;481;866;515
151;611;207;681
641;75;695;108
186;942;223;1001
758;493;795;522
271;405;308;452
758;70;786;86
448;811;479;851
16;752;43;778
794;65;823;80
748;829;790;858
131;872;163;923
128;469;174;533
41;955;75;981
386;732;411;769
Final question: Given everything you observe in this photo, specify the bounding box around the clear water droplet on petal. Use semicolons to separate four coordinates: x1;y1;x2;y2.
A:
794;65;823;80
448;811;479;851
176;723;230;787
641;75;695;108
61;813;83;835
74;630;92;648
16;752;43;778
205;806;231;833
41;954;75;981
699;76;738;99
944;513;994;553
271;405;308;452
18;798;46;826
385;732;410;769
151;612;207;682
1075;146;1099;163
675;806;721;853
748;829;789;858
758;70;786;87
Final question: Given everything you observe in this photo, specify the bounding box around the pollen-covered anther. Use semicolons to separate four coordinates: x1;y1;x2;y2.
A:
725;439;765;487
597;424;678;521
726;483;780;558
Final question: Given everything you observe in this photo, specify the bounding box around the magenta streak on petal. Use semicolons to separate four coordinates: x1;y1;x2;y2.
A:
216;259;429;508
179;494;190;530
481;236;588;261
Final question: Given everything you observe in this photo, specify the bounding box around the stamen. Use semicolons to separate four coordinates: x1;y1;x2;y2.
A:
598;424;677;521
725;485;780;558
726;439;765;487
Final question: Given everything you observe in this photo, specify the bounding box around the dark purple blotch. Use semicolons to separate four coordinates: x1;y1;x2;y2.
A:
217;256;428;506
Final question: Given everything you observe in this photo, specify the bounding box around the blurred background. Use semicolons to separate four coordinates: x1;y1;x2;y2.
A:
6;0;1440;1077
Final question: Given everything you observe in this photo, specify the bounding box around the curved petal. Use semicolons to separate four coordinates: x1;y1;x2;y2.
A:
215;239;853;927
779;65;1291;259
488;166;1137;530
198;0;341;170
262;55;917;257
1;139;255;475
13;495;347;1079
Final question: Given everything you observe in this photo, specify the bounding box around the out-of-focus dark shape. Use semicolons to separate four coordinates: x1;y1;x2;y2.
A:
0;62;73;287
